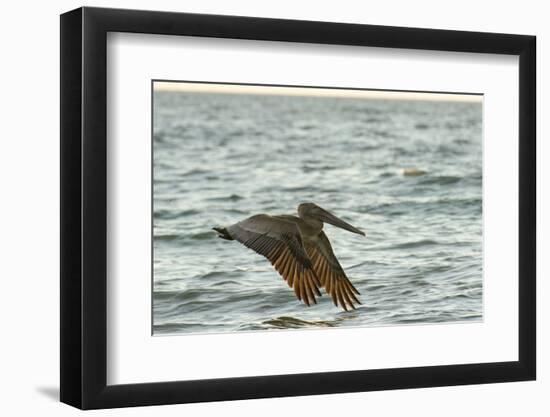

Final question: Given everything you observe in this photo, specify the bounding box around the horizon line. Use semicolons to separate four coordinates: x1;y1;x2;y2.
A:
153;81;483;103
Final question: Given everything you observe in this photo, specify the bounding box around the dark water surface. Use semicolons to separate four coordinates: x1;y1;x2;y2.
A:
153;89;483;335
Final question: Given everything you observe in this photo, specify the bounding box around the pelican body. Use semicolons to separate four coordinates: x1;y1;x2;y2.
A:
213;203;365;311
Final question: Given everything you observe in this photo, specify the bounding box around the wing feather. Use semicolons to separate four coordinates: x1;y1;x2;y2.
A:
225;214;321;306
305;231;361;311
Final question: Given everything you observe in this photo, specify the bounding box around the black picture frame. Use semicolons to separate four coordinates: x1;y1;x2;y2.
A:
60;6;536;410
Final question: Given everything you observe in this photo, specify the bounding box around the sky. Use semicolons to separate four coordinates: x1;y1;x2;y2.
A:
153;81;483;103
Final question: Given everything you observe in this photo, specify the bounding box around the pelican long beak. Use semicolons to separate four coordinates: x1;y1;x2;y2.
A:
316;208;365;236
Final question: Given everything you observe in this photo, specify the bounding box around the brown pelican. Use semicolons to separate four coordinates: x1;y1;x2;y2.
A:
213;203;365;311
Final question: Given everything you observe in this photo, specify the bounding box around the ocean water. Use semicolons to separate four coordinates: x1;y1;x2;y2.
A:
153;88;483;335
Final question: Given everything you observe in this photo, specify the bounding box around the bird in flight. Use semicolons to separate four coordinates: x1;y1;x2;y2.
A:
213;203;365;311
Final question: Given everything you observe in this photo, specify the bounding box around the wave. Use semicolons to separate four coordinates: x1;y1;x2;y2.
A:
301;165;340;173
417;175;462;185
206;194;245;202
361;196;481;215
180;168;210;177
378;239;439;250
414;123;430;130
154;233;180;241
154;230;216;242
154;208;200;220
189;231;217;240
262;316;335;329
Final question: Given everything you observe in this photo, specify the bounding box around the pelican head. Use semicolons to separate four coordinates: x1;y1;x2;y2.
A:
297;203;365;236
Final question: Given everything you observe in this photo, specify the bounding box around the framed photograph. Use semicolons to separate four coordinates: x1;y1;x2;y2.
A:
60;6;536;410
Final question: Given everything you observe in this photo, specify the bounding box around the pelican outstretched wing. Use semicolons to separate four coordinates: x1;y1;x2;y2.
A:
305;231;361;311
226;215;322;306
